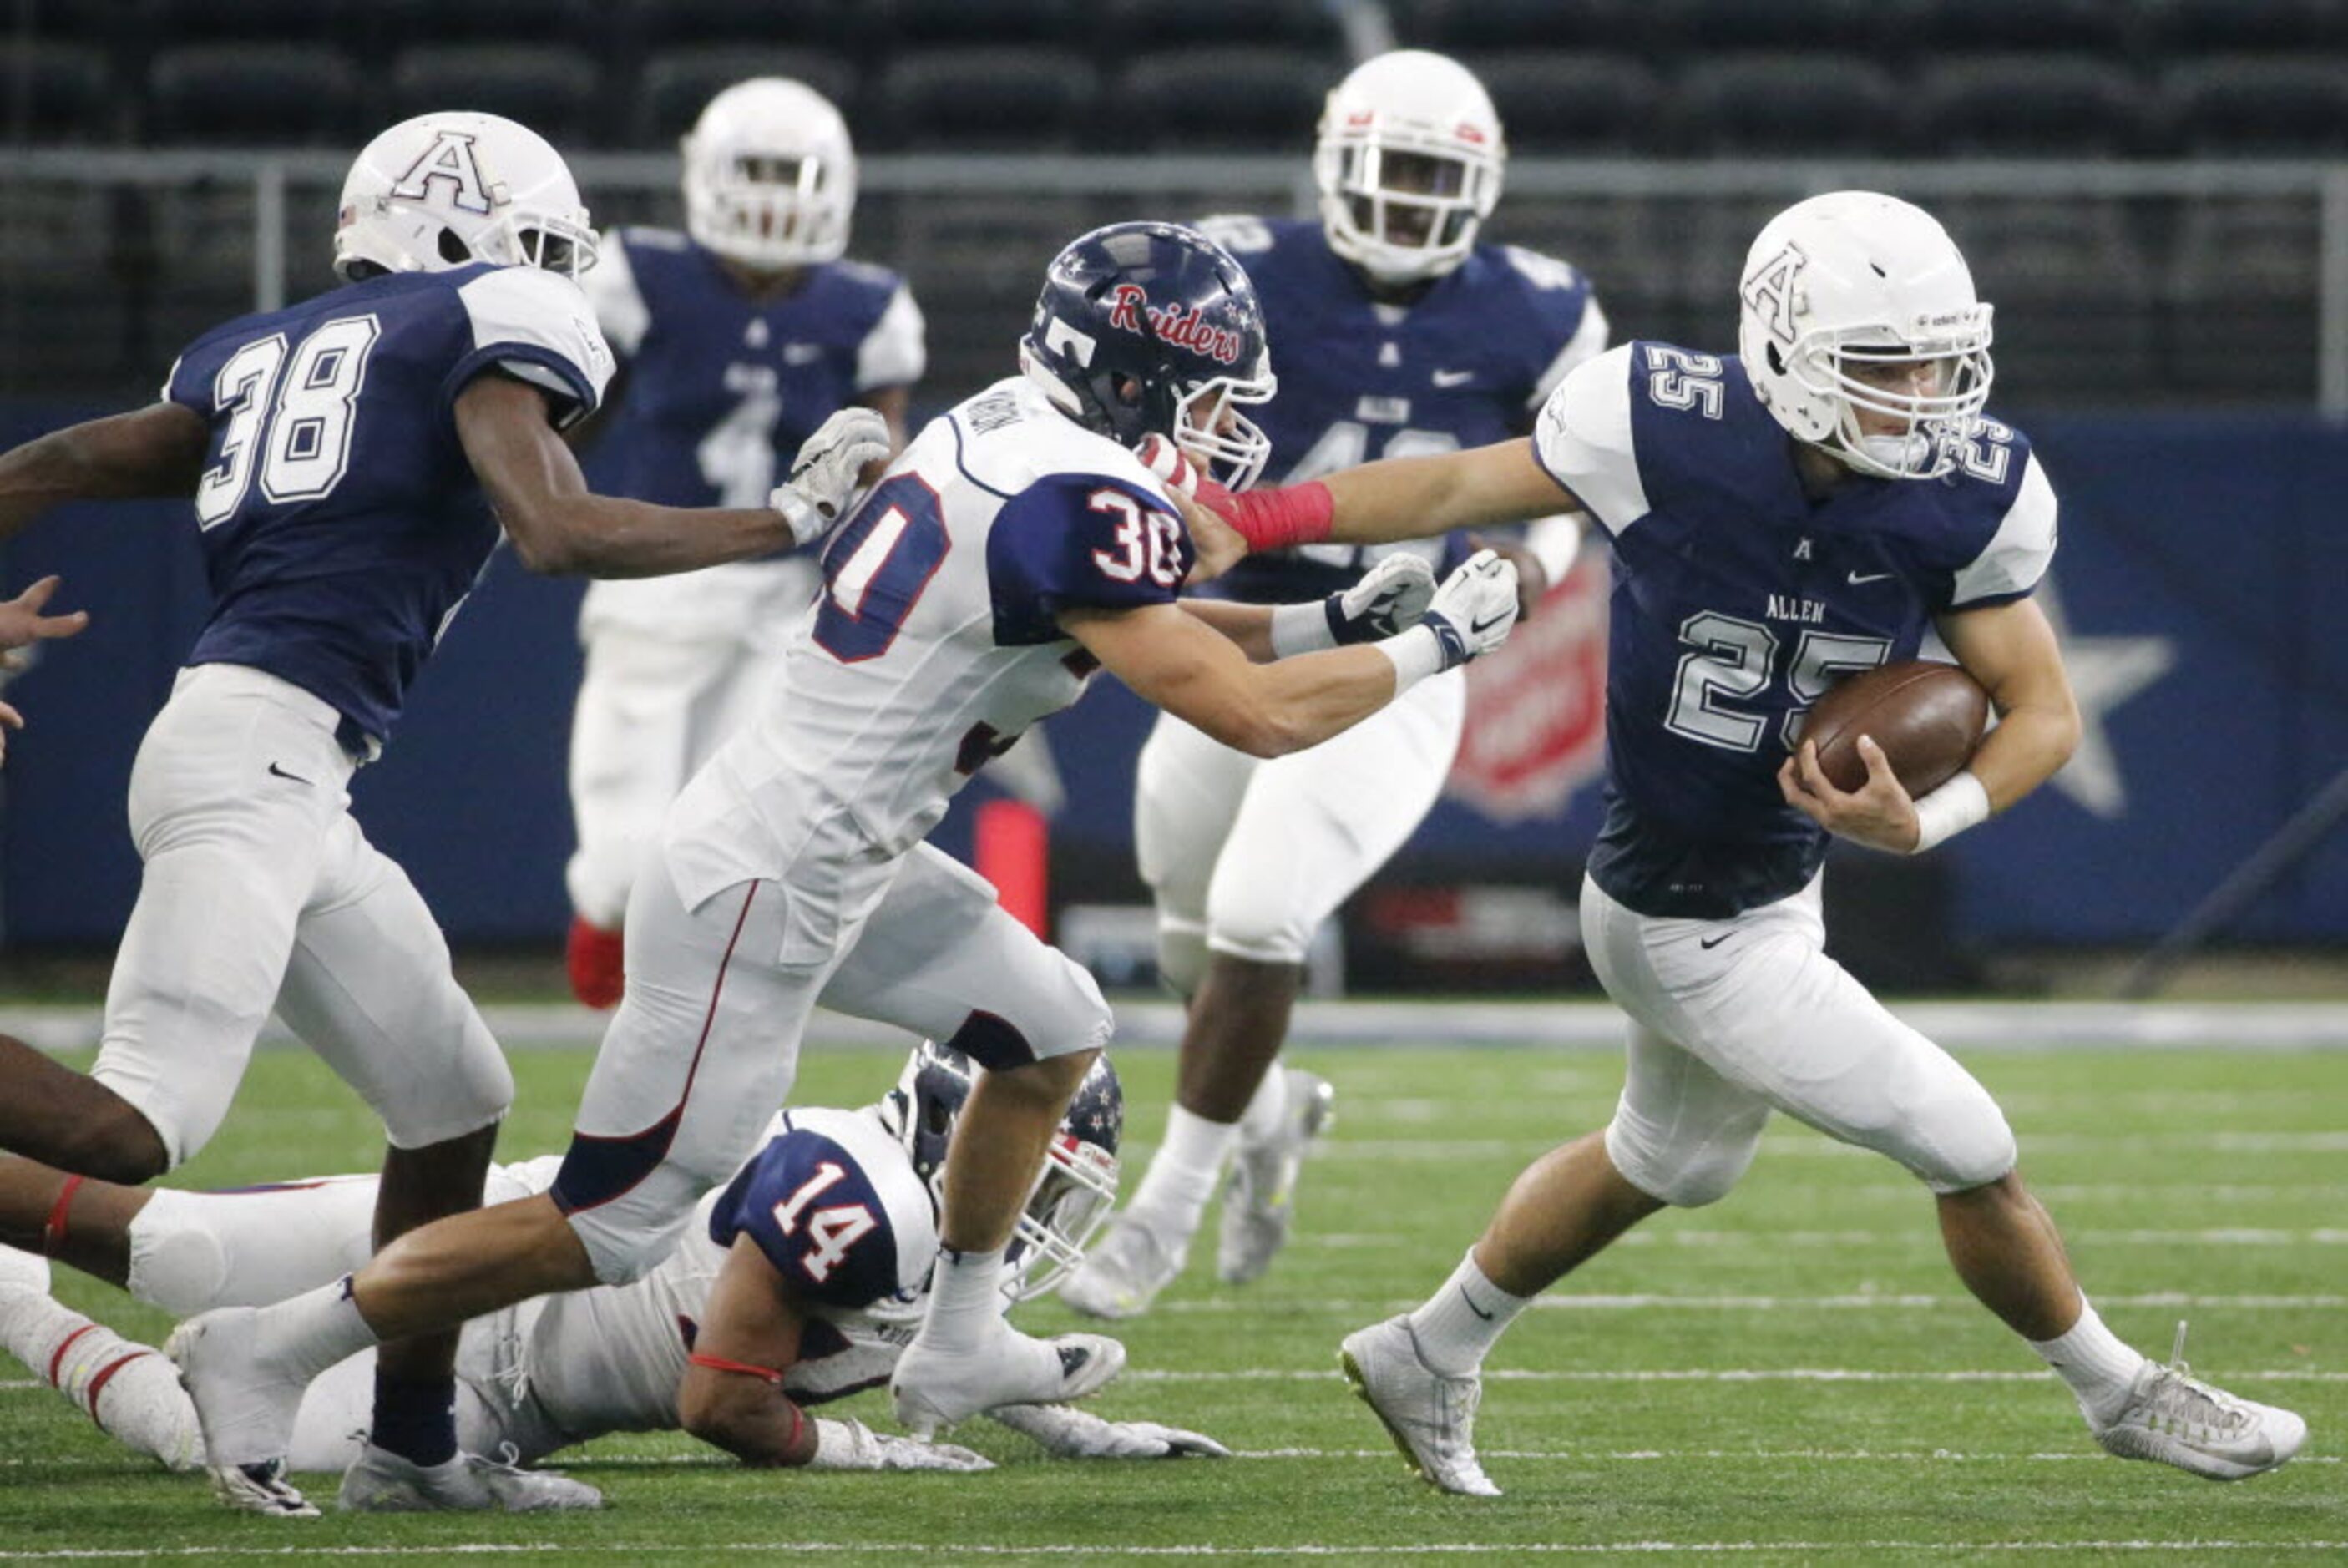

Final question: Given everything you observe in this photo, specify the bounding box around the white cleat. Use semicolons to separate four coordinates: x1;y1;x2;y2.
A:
1338;1315;1501;1498
2091;1323;2308;1481
206;1457;319;1519
891;1321;1125;1439
165;1308;308;1495
1218;1069;1335;1286
1056;1213;1187;1321
338;1442;604;1512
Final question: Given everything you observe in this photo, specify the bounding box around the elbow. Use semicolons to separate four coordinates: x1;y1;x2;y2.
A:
505;518;585;577
1220;708;1308;760
677;1381;755;1457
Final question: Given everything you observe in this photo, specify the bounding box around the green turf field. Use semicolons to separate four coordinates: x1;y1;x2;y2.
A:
2;1039;2342;1564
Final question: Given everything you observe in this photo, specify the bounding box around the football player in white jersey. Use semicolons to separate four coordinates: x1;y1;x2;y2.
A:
165;220;1529;1516
563;78;927;1009
0;1044;1227;1481
1190;193;2307;1494
1067;49;1607;1321
0;111;889;1515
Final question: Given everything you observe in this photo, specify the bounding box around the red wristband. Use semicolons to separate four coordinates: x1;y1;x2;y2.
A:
1218;480;1334;552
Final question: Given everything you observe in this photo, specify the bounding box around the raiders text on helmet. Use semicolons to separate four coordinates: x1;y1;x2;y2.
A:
333;112;597;282
1019;220;1276;489
1736;190;1996;482
683;78;857;270
1314;51;1505;288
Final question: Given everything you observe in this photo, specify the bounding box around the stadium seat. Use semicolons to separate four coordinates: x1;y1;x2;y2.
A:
634;48;861;146
142;0;358;44
389;45;604;146
375;0;605;53
621;0;848;53
1109;47;1333;152
1393;0;1642;53
2159;58;2348;156
1912;57;2150;158
0;42;119;143
2156;0;2348;53
1887;0;2145;61
1105;0;1344;53
871;48;1099;152
146;44;368;146
1671;54;1902;155
1643;0;1892;56
862;0;1080;49
1458;51;1665;155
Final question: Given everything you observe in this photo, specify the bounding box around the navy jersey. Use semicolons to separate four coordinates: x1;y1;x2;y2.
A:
1197;215;1606;603
1534;342;2057;918
706;1106;938;1316
162;262;613;746
584;226;924;509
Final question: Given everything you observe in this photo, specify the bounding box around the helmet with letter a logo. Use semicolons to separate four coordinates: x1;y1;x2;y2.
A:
1018;220;1277;489
870;1040;1123;1313
333;111;599;282
1736;190;1994;481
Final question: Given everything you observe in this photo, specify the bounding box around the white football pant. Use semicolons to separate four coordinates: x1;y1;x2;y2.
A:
565;568;810;928
91;665;512;1168
1135;668;1465;992
1582;873;2017;1206
554;842;1111;1285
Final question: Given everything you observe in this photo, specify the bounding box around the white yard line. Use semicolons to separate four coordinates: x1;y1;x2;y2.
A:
1122;1368;2348;1383
1147;1291;2348;1313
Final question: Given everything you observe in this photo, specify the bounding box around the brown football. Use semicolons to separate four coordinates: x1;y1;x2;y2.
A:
1802;660;1990;796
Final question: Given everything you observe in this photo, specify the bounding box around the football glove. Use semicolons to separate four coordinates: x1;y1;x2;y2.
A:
1419;549;1521;669
807;1417;994;1473
770;407;892;547
1329;553;1436;644
986;1403;1232;1460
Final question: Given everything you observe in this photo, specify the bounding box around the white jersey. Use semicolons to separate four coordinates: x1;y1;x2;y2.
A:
663;376;1197;913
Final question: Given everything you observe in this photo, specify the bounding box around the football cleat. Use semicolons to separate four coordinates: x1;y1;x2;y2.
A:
207;1457;319;1519
565;914;625;1009
1339;1315;1501;1497
2090;1322;2307;1481
1055;1212;1187;1321
890;1322;1124;1439
338;1442;604;1512
1218;1069;1335;1286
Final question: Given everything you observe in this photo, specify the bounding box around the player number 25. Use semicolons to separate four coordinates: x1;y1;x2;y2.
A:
1666;610;1890;753
195;314;382;528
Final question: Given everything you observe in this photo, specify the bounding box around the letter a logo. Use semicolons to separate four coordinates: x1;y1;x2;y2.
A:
392;129;498;216
1741;242;1805;346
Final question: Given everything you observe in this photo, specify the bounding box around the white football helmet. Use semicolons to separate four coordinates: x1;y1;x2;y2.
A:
332;111;597;283
1736;190;1995;482
682;78;856;270
1313;50;1505;288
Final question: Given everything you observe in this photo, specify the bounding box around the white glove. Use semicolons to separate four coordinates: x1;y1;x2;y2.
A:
806;1416;994;1473
1268;551;1437;658
985;1403;1232;1460
1420;549;1521;668
769;407;893;547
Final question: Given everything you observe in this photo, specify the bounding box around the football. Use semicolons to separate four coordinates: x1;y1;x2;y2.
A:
1801;660;1990;796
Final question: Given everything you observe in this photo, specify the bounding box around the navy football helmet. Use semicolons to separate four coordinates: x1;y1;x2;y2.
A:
872;1040;1122;1309
1020;220;1276;489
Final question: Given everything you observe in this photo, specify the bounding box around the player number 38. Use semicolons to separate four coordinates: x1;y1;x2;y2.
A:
195;314;382;527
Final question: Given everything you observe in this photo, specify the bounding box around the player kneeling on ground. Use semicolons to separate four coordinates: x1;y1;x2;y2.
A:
1191;190;2308;1495
0;1044;1225;1500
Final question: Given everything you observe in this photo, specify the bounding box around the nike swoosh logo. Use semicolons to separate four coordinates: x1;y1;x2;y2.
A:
1432;370;1475;387
266;761;313;786
1847;571;1894;585
1699;933;1733;949
1469;611;1511;635
1459;1286;1495;1321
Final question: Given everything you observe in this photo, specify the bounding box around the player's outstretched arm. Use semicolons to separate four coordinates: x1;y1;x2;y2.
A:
0;402;209;539
458;375;882;579
1936;595;2082;812
1179;554;1437;663
1203;438;1577;554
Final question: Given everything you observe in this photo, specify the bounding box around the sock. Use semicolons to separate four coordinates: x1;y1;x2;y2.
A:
1126;1105;1239;1232
257;1275;382;1385
2029;1297;2148;1426
919;1245;1009;1354
0;1288;201;1469
1407;1248;1532;1378
1236;1068;1290;1149
371;1369;458;1467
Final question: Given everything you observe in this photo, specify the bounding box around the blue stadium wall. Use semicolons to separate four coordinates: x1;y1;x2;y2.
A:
3;402;2344;950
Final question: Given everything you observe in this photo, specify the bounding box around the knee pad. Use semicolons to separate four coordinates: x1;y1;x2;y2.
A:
1203;888;1315;968
1911;1091;2018;1196
1156;919;1208;1000
382;1028;514;1152
124;1191;231;1317
1603;1109;1764;1210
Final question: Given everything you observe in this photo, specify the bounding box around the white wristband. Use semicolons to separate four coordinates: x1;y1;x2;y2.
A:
1372;623;1448;693
1910;770;1991;853
1268;599;1337;660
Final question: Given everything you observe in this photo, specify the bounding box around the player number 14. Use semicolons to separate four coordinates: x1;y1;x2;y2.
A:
771;1160;878;1285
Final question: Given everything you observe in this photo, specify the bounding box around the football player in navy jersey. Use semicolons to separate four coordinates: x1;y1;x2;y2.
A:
1063;50;1608;1322
1192;191;2306;1494
564;78;927;1009
0;1044;1228;1479
166;221;1529;1516
0;112;888;1514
